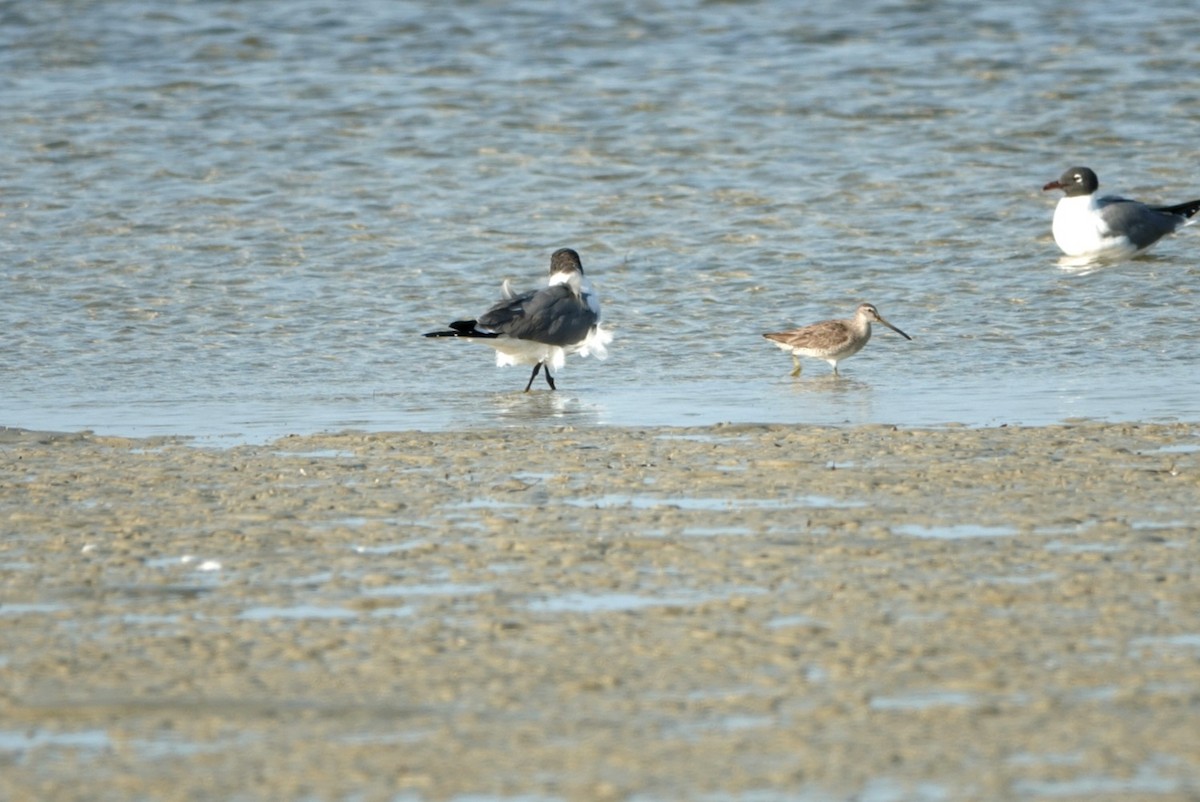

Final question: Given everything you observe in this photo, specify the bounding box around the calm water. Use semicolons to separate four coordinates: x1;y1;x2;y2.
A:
3;0;1199;442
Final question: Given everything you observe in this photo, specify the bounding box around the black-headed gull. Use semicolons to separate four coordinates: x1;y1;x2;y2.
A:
424;248;612;391
1043;166;1200;259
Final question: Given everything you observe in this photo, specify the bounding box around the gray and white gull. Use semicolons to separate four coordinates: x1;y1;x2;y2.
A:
424;248;612;392
1043;166;1200;259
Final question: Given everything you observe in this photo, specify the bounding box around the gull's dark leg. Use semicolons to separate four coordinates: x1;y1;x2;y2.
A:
524;363;542;392
544;366;556;390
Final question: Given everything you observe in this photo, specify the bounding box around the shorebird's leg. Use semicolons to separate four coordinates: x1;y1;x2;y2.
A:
544;365;556;390
790;356;802;378
524;363;542;392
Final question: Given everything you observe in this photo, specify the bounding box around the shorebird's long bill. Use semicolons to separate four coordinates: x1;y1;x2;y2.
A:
879;317;912;341
1042;180;1063;192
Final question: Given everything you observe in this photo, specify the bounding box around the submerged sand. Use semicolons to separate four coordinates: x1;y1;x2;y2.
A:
2;421;1199;801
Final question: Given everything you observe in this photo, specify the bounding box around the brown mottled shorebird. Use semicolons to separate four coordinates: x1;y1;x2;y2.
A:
763;302;911;377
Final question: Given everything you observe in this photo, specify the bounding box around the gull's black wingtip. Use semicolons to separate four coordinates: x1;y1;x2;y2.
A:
1155;198;1200;220
423;319;499;339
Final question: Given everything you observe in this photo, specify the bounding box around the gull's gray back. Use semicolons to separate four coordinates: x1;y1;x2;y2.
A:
1096;195;1184;249
478;285;597;347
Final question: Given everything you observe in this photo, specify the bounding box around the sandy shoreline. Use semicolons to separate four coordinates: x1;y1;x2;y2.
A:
2;421;1199;800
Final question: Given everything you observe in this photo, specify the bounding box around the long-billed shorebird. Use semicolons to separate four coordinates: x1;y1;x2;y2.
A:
1043;166;1200;259
763;302;911;377
423;248;613;392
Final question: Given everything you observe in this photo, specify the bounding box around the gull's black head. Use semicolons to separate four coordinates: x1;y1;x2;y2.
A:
1043;166;1099;197
550;247;584;278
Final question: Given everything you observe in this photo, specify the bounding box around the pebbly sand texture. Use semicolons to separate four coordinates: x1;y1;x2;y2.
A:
2;421;1200;801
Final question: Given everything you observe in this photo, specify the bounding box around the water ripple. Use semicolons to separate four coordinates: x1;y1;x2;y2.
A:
3;0;1200;438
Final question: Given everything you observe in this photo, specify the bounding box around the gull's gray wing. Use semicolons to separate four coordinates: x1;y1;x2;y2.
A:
1095;194;1184;250
477;285;597;347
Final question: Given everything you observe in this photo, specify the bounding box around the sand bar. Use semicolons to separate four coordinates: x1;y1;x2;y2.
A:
2;421;1199;800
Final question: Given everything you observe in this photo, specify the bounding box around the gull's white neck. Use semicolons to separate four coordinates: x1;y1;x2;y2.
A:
549;271;584;294
1052;193;1113;257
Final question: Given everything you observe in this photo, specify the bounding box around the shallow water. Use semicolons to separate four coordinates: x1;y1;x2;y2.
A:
3;0;1200;442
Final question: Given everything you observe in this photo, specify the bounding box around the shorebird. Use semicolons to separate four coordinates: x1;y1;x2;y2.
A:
1043;166;1200;259
423;248;612;391
763;302;911;377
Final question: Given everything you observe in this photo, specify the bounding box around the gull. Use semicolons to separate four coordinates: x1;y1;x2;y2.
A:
424;248;612;391
1043;166;1200;259
763;302;911;377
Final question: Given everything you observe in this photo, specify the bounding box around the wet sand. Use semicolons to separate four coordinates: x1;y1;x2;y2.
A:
2;421;1199;801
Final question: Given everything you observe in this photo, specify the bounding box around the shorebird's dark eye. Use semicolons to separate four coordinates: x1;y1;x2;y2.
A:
1073;174;1082;182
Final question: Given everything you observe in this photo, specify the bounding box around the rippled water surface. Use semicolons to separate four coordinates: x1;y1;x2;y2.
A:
3;0;1199;441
